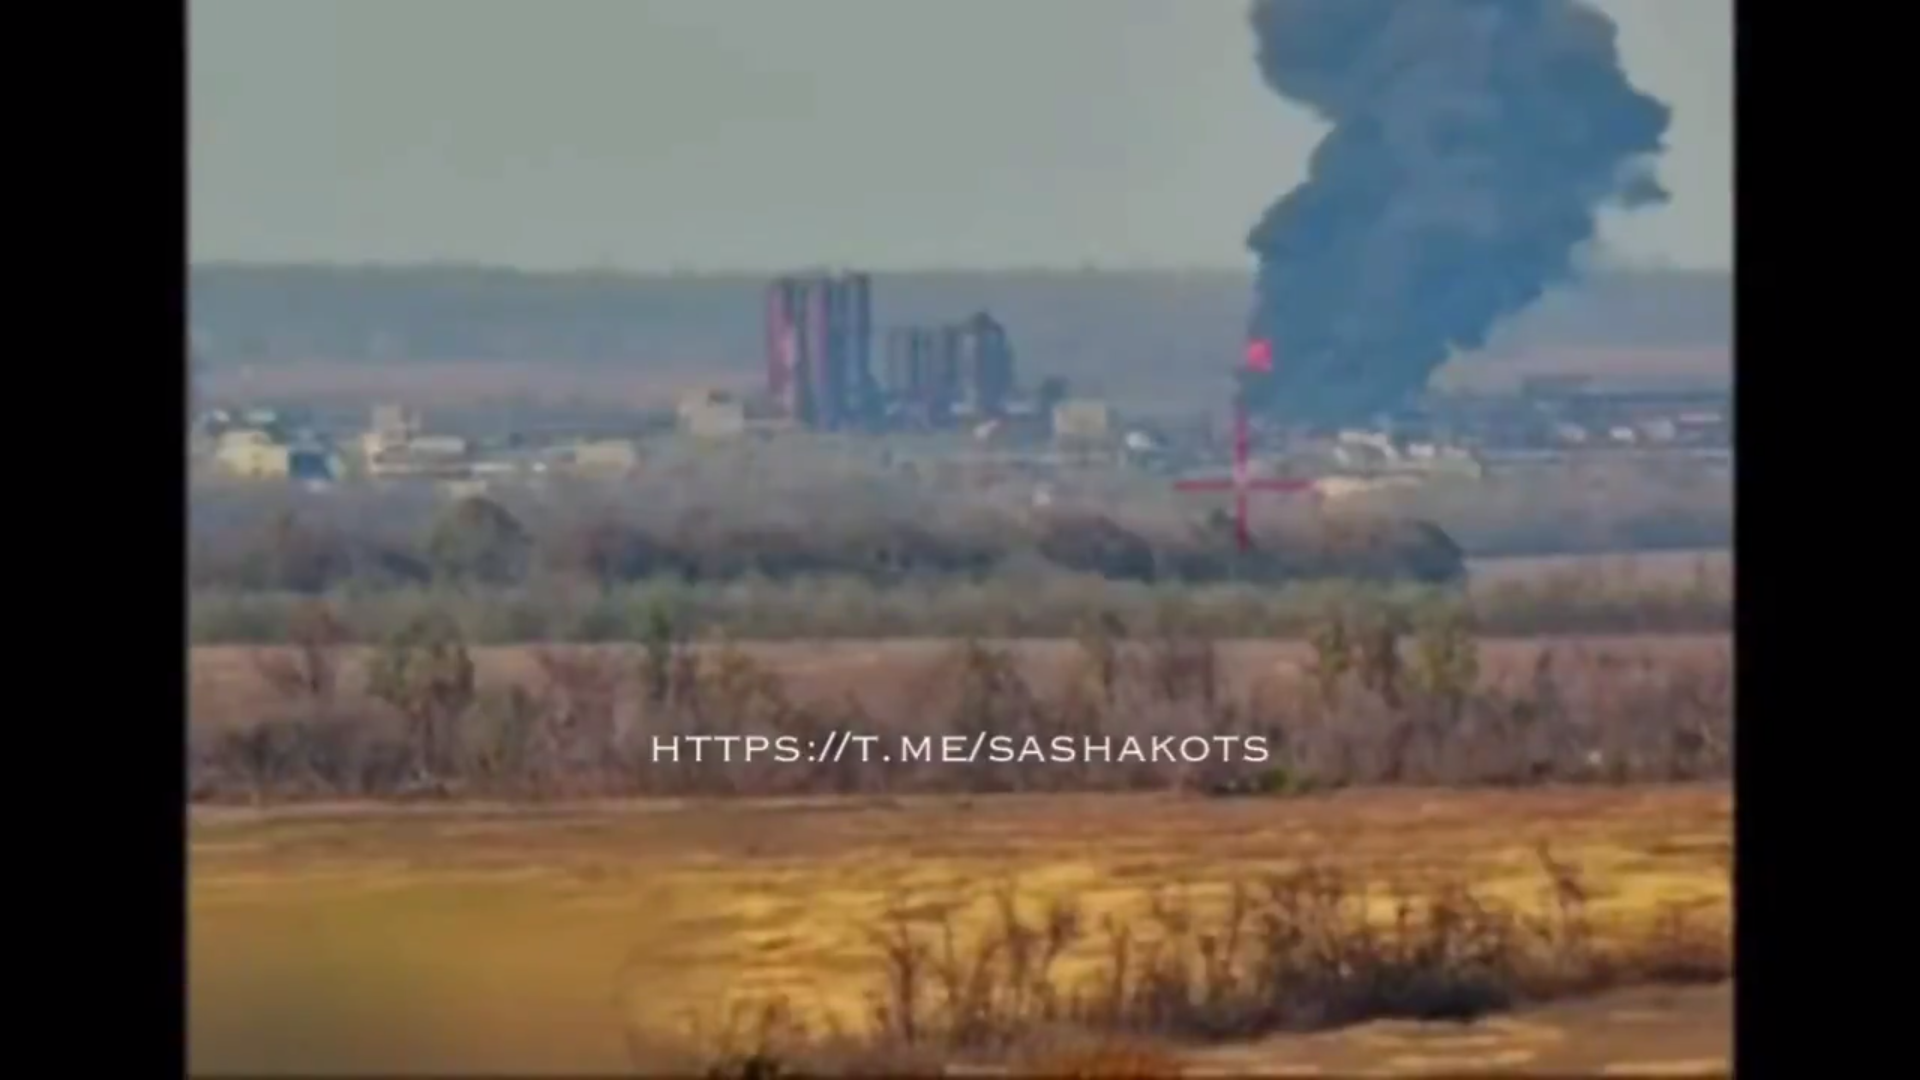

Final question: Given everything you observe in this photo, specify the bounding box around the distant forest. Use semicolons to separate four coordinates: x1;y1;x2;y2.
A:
189;264;1731;404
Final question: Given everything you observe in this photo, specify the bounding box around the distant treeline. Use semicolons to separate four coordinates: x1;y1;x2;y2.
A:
189;264;1731;398
188;448;1731;598
187;464;1732;642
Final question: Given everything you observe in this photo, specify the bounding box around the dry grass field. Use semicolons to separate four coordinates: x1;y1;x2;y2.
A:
190;784;1730;1075
1465;549;1731;589
187;547;1734;1073
189;631;1729;732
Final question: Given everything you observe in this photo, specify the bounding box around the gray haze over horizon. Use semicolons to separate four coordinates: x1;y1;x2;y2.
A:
190;0;1731;274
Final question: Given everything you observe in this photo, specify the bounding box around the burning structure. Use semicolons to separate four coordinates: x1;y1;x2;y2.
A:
765;271;1030;432
1242;0;1673;426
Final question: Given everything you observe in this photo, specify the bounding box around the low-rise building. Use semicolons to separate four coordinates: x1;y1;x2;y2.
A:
365;429;471;479
1052;399;1112;443
408;434;469;458
217;438;290;479
1316;474;1424;501
1638;418;1679;443
214;430;340;481
572;438;642;474
370;402;422;439
440;478;491;500
679;390;747;439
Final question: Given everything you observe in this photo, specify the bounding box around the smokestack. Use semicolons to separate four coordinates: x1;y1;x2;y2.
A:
961;312;1014;418
824;276;850;431
883;327;912;403
845;272;874;424
800;275;833;428
931;326;960;424
882;326;942;425
765;279;800;417
1244;0;1671;424
900;327;946;422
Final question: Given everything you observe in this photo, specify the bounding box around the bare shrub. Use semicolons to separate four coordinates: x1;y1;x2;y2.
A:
254;509;353;593
539;511;667;588
1142;607;1220;712
365;612;476;784
188;610;1731;803
426;495;532;586
641;599;686;705
529;646;627;788
191;710;412;803
249;600;347;705
668;854;1730;1074
190;561;1732;645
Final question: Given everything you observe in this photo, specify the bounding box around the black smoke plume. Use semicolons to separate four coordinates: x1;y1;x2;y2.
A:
1244;0;1671;424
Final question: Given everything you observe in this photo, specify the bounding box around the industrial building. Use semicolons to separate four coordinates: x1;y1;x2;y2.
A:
360;404;472;479
881;312;1016;427
764;272;874;430
764;271;1040;433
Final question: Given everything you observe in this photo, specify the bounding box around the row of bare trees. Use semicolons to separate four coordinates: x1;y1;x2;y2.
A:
199;596;1730;803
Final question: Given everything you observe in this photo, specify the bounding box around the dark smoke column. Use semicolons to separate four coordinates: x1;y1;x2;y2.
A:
1244;0;1671;425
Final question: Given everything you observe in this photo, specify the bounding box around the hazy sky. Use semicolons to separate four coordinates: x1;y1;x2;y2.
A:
190;0;1732;271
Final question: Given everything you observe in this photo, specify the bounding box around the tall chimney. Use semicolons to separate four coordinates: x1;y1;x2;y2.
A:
802;276;833;429
764;279;801;417
845;272;873;425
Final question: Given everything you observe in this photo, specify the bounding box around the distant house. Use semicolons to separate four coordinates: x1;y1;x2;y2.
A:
287;448;336;482
1638;418;1679;443
1316;474;1422;501
408;435;469;459
364;429;472;479
572;439;642;474
214;429;339;481
1052;399;1112;443
370;402;422;439
439;478;491;500
678;390;747;439
214;429;283;477
218;442;290;479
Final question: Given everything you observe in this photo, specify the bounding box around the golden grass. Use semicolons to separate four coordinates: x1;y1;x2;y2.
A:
190;784;1730;1074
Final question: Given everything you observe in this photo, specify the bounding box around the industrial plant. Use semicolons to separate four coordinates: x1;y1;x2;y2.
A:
189;267;1729;507
763;271;1046;432
763;272;873;430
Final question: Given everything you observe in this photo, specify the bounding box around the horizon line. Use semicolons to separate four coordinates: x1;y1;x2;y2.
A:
189;257;1731;277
